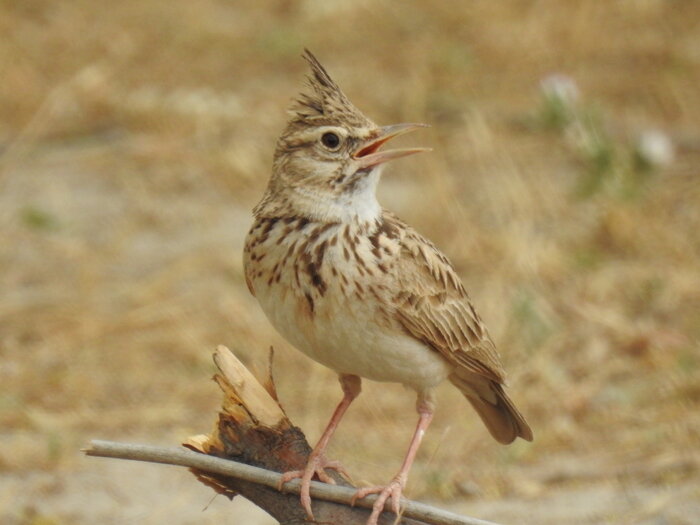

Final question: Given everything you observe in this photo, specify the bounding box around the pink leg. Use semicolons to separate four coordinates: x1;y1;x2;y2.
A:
279;374;361;520
352;392;435;525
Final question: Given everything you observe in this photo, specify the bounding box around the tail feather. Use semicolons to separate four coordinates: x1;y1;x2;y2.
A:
449;372;533;444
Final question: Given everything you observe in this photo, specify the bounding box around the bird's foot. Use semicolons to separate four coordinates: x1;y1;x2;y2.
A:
351;474;407;525
278;453;351;520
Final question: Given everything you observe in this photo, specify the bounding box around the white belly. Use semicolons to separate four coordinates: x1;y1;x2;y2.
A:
255;282;451;391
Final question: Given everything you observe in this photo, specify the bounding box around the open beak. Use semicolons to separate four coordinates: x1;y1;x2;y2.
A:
353;123;430;169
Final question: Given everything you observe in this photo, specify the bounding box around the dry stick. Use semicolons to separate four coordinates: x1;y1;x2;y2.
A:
84;440;501;525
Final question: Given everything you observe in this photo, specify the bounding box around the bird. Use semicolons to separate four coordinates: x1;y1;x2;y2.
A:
243;49;533;524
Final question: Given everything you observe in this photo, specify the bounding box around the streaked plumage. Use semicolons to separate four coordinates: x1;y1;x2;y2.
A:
243;50;532;524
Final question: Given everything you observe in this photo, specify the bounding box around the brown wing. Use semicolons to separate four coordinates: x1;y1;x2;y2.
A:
388;215;506;384
386;213;532;443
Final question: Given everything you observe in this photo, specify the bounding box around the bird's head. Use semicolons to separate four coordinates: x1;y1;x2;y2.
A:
260;50;428;223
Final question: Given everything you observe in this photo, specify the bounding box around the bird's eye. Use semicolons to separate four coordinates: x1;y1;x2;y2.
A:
321;132;341;150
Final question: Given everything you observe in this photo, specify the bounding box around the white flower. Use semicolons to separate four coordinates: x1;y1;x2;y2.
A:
540;73;580;106
636;129;674;168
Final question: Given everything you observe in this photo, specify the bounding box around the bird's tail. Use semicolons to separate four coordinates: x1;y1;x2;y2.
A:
449;371;533;444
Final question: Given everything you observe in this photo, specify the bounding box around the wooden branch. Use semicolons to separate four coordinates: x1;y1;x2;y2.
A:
84;440;498;525
84;346;501;525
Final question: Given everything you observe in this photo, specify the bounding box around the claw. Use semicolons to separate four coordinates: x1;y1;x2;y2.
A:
277;469;304;491
323;459;352;482
352;475;407;525
278;453;351;520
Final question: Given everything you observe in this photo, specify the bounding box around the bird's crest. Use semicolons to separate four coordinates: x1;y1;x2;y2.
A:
288;49;374;128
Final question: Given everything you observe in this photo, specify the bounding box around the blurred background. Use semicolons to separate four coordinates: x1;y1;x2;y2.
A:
1;1;699;523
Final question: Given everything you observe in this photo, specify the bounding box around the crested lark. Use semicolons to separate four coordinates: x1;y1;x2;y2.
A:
244;50;533;524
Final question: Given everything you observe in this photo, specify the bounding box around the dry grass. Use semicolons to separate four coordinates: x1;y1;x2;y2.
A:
1;1;699;523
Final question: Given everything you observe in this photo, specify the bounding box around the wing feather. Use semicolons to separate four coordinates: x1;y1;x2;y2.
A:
386;213;507;384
